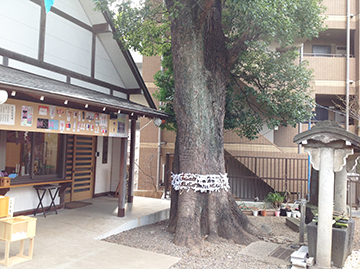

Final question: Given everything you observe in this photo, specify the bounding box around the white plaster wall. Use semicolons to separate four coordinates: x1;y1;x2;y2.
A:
7;186;59;213
9;60;67;82
52;0;91;26
130;95;149;107
94;136;112;194
95;37;126;87
96;32;140;89
110;138;122;192
71;78;110;94
113;90;128;100
44;13;92;75
0;0;40;58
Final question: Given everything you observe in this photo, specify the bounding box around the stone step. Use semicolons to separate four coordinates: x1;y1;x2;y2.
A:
286;217;307;232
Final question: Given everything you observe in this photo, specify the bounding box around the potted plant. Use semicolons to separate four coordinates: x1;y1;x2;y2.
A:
260;203;267;216
252;207;259;216
274;210;280;217
286;205;293;217
265;191;285;209
238;203;258;216
265;191;285;216
238;202;250;211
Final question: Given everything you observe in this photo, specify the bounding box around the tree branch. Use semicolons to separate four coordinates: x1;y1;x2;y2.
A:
231;74;263;114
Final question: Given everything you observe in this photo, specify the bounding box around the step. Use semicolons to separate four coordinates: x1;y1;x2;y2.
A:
286;217;307;232
95;208;170;240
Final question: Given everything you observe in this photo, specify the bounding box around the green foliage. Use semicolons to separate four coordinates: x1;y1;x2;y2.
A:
94;0;171;56
228;42;315;139
265;191;285;209
153;48;177;131
238;202;259;211
94;0;325;139
224;84;262;139
223;0;326;48
153;45;315;139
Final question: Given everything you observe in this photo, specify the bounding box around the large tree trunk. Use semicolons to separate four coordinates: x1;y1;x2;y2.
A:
166;0;261;249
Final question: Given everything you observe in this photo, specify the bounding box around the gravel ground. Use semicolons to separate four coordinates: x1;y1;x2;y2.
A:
104;216;360;269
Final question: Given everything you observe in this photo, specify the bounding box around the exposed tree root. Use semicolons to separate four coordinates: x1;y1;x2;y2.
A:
169;189;264;250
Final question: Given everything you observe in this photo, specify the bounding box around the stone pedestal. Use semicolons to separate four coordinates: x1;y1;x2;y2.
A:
307;219;355;268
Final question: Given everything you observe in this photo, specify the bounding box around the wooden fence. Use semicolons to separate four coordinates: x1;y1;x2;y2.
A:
225;155;309;201
164;153;309;202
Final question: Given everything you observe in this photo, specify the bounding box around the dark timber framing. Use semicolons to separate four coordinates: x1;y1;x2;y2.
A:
101;10;157;109
38;2;46;61
26;0;156;108
30;0;92;32
91;33;96;79
0;47;139;95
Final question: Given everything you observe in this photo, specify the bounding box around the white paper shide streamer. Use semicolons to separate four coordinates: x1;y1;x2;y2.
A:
171;173;230;193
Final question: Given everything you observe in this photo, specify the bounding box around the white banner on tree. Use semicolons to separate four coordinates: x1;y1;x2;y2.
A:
171;173;230;193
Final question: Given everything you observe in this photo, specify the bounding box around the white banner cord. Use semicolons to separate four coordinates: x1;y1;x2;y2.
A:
171;173;230;193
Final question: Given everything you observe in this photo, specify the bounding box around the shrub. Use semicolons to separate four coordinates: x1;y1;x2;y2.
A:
265;191;285;209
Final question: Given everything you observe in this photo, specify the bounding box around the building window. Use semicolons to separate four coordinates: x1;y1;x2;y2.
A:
315;106;328;121
336;46;346;57
5;131;60;178
312;45;331;56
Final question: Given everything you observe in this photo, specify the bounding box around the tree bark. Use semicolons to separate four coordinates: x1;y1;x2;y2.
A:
166;0;261;249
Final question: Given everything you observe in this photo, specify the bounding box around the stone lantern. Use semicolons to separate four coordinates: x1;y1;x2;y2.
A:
294;120;360;268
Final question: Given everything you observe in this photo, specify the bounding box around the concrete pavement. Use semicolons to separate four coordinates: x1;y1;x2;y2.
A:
0;196;180;269
2;196;359;268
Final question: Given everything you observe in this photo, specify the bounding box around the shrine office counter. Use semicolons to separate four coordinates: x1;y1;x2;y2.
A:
0;177;71;216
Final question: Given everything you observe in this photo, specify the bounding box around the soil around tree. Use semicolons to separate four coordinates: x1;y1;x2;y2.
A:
103;216;360;268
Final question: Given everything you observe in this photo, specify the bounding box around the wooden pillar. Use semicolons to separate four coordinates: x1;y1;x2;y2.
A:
0;130;7;170
59;182;71;206
164;153;170;198
117;138;127;217
127;117;137;203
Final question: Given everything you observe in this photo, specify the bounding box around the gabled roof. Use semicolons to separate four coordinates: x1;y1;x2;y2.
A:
77;0;156;108
0;0;160;112
294;120;360;148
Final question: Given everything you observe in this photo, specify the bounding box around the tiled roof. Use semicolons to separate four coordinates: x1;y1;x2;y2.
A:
0;65;168;119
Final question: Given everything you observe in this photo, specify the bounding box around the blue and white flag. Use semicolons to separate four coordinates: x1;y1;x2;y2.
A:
44;0;55;13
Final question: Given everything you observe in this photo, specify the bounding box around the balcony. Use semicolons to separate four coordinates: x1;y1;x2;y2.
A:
303;55;356;95
304;55;355;81
322;0;356;29
323;0;357;16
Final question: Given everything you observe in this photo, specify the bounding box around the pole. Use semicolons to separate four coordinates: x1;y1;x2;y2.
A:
308;117;311;200
298;44;304;155
299;199;306;244
346;0;350;131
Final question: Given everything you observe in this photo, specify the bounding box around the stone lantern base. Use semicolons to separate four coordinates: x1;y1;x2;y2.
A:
307;219;355;268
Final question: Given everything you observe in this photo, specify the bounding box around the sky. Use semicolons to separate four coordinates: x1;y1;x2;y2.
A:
130;50;143;63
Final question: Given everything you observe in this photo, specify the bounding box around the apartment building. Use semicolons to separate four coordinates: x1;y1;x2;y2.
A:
136;0;360;205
